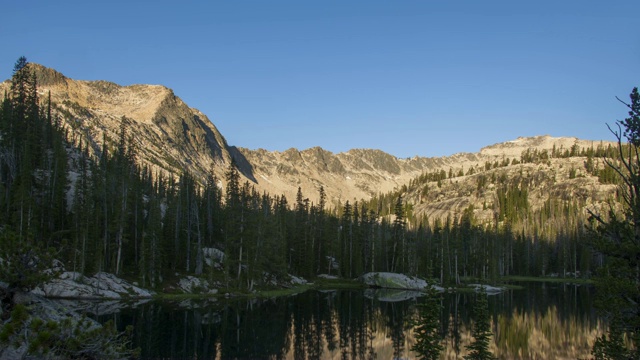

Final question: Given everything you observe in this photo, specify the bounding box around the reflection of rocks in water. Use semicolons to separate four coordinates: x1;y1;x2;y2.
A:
364;288;424;302
174;297;218;309
53;298;152;316
468;283;506;295
201;311;221;325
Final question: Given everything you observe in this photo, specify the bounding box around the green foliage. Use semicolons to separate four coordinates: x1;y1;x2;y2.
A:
0;231;56;292
589;87;640;359
496;182;528;223
1;308;138;359
0;304;28;344
411;285;444;360
0;56;619;323
598;164;620;184
591;317;631;360
619;87;640;146
464;287;495;360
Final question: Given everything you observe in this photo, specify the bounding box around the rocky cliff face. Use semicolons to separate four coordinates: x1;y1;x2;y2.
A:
1;64;239;182
237;136;614;210
1;64;618;219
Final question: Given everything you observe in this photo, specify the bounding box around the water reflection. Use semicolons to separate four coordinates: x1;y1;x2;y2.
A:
93;283;604;359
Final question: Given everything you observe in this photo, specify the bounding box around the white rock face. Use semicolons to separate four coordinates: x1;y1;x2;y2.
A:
177;276;217;294
317;274;338;280
0;282;108;359
32;271;153;299
359;272;443;291
469;283;505;294
203;247;225;268
289;274;308;286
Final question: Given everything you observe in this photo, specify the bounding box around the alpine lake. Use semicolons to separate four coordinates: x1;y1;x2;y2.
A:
73;281;603;359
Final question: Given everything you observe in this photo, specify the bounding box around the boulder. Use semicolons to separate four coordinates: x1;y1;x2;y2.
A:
359;272;443;291
177;276;217;294
317;274;339;280
469;283;505;294
203;248;225;268
289;274;308;286
32;271;153;299
1;290;130;359
87;272;153;297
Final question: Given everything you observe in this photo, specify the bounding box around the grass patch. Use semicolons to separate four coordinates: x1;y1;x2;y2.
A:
453;286;480;293
501;283;526;290
312;277;366;290
501;275;593;284
250;284;313;298
153;293;218;301
156;284;315;300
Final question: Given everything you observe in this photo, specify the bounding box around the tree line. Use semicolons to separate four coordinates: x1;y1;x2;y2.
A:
0;58;618;293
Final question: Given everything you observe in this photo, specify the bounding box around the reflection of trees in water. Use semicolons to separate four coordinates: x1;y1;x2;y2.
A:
333;291;374;360
102;286;604;359
493;306;605;360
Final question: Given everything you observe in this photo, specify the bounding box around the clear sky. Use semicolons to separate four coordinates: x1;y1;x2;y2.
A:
2;1;639;158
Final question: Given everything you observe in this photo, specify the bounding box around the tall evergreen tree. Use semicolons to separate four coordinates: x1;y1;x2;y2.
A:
391;195;406;273
411;285;444;360
339;200;352;278
464;287;495;360
589;87;640;359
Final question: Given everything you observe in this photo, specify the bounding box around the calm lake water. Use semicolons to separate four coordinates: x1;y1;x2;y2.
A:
93;282;604;359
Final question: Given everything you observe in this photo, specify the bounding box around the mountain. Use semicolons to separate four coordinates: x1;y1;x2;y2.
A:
238;136;615;210
1;64;245;181
0;64;618;221
402;136;618;225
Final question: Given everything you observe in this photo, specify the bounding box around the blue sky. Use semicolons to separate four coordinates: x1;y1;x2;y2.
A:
2;1;639;158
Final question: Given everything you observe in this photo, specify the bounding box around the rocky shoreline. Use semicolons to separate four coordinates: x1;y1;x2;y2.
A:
1;267;508;359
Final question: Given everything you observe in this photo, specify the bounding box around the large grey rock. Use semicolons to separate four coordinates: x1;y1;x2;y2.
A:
203;248;225;268
359;272;443;291
31;271;116;298
177;276;217;294
1;290;106;359
289;274;308;286
88;272;153;297
317;274;338;280
32;271;153;299
364;288;425;302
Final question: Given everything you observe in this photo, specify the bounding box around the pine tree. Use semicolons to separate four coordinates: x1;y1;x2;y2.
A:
411;285;444;360
464;287;495;360
339;200;352;278
391;195;406;273
589;87;640;359
314;186;327;274
224;160;243;286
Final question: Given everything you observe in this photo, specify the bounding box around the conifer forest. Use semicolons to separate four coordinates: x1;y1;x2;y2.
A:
0;57;625;291
2;56;640;359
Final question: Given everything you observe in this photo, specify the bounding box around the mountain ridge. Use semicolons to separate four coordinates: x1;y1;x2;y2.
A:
1;63;617;214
